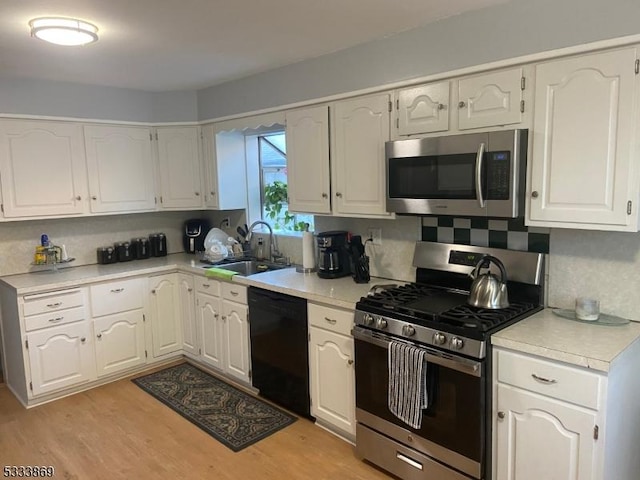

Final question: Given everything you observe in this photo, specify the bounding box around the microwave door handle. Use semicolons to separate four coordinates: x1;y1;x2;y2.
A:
475;142;486;208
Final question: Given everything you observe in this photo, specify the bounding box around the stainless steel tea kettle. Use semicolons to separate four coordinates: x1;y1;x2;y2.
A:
468;255;510;309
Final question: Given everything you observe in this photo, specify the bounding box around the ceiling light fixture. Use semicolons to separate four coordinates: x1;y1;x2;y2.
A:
29;17;99;46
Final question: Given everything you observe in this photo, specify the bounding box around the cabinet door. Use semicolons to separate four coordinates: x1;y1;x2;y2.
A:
222;300;250;383
148;274;182;358
495;384;599;480
201;124;248;210
197;292;224;370
309;326;355;436
27;322;96;396
0;120;87;217
286;106;331;214
156;126;203;209
177;274;198;357
529;47;638;229
94;310;145;377
84;125;156;213
332;94;391;217
397;82;450;135
457;68;524;130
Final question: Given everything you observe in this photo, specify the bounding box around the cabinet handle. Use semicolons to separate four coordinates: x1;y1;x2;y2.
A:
531;373;557;384
229;291;239;296
91;195;97;200
48;316;64;323
214;313;219;319
80;337;86;343
437;103;445;110
531;191;539;198
322;193;328;199
336;192;343;198
211;191;216;196
202;284;210;288
458;101;466;108
324;317;337;325
97;333;102;339
75;195;82;201
110;288;124;293
46;302;62;308
497;411;505;420
347;359;354;365
221;315;227;321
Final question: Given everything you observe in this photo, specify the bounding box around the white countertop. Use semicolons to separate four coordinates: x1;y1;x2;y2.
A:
492;309;640;372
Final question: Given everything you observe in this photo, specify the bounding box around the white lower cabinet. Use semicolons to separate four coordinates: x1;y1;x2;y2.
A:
148;274;183;358
93;311;145;377
27;321;96;397
308;302;355;440
177;273;198;357
222;298;250;383
197;291;223;370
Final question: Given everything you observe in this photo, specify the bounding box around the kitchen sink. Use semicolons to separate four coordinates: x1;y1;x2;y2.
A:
202;260;289;276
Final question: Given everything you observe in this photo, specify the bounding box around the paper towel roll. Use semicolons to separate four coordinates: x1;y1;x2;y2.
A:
302;231;316;269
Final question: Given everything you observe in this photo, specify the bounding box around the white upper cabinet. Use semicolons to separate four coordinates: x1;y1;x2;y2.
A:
286;105;331;214
457;67;525;130
528;47;639;231
156;126;203;209
0;120;88;218
397;81;450;135
332;93;391;217
394;67;527;138
201;124;247;210
84;125;156;213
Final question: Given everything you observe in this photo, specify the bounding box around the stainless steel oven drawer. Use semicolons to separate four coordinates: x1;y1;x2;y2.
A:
356;423;473;480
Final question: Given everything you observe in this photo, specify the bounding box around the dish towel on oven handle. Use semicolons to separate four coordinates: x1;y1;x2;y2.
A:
388;340;429;429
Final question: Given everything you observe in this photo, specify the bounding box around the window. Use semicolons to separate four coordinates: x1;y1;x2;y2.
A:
256;132;314;233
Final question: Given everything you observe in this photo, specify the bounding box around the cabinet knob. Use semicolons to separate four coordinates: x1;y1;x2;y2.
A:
458;101;466;108
347;359;354;365
336;192;343;198
214;313;219;319
151;289;156;294
531;191;539;198
91;195;97;200
188;288;193;292
322;193;328;199
498;411;505;420
210;191;215;196
195;192;200;196
97;333;102;339
80;337;86;343
437;103;445;110
75;195;82;201
221;315;227;321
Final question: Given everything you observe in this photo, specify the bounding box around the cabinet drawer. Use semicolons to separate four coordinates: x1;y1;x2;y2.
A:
222;283;246;303
90;278;144;317
22;289;85;317
496;349;603;410
24;306;87;332
308;302;354;336
194;276;220;296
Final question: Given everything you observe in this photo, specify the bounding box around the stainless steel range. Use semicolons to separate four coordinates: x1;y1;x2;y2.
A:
353;241;544;480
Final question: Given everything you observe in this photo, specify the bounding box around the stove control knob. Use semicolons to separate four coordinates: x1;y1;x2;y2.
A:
433;332;447;345
450;337;464;350
363;314;374;326
375;318;388;329
402;325;416;337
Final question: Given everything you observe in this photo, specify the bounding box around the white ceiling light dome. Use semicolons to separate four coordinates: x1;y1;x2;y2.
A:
29;17;99;46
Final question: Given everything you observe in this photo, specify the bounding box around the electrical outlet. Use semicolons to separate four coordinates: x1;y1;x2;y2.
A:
367;228;382;245
220;217;231;228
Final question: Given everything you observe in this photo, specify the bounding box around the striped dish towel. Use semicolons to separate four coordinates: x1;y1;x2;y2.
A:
388;340;429;429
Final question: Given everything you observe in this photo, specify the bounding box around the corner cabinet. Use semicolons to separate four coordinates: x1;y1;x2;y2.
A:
286;105;332;214
331;93;392;217
0;119;88;218
527;47;640;231
83;125;156;213
156;126;203;209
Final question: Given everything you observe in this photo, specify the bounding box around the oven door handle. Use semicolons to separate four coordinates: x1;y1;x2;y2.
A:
352;327;482;377
475;142;486;208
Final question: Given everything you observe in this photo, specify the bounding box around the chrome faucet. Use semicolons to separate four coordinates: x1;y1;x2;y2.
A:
246;221;282;262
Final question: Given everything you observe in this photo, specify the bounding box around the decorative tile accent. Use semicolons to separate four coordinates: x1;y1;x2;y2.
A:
421;216;550;253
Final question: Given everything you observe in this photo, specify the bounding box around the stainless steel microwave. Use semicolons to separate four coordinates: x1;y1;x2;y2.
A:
386;129;527;218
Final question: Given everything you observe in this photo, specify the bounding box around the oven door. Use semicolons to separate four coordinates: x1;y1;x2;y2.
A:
353;326;485;479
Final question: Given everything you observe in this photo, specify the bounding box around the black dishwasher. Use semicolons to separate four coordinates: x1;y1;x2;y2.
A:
248;287;311;419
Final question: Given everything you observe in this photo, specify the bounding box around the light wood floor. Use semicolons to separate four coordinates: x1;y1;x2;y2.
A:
0;366;393;480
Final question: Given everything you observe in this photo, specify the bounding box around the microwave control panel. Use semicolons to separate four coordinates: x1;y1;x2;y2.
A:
486;151;511;200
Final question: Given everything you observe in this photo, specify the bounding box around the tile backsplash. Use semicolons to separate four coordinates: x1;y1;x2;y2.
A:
421;216;550;254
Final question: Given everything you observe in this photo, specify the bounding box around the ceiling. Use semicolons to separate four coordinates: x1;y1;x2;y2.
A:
0;0;505;92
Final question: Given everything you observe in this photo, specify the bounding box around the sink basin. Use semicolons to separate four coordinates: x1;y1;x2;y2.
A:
203;260;288;276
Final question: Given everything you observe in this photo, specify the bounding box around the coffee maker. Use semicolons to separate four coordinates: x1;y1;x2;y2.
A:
183;219;210;254
316;230;351;279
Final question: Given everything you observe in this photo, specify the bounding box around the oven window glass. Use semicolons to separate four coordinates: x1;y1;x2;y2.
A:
355;338;484;462
388;153;486;199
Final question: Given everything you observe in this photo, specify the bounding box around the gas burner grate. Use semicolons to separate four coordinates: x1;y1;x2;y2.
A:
439;303;536;330
364;284;442;309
